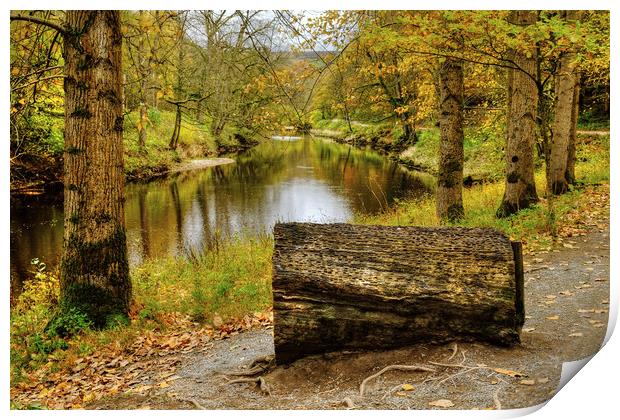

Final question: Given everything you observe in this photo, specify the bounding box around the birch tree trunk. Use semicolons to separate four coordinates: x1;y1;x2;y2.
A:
549;11;581;195
436;58;464;222
497;11;539;217
566;73;581;185
61;11;131;326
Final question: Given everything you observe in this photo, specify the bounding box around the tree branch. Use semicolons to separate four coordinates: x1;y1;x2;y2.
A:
11;74;65;91
10;14;66;35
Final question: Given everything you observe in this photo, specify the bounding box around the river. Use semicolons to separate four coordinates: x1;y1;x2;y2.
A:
10;136;433;297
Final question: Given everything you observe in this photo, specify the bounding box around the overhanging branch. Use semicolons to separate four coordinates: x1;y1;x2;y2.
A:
10;13;67;35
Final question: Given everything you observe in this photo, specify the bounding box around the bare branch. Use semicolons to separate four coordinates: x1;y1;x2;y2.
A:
10;13;66;35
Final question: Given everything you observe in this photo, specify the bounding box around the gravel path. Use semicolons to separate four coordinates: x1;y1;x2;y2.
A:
91;221;609;410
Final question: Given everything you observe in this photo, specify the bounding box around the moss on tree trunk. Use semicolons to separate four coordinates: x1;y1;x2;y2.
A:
60;11;131;327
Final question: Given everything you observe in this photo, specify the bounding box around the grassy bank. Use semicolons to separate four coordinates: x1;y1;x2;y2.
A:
310;118;506;181
10;108;249;192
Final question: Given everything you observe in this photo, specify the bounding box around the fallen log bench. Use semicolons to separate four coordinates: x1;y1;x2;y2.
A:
272;223;525;364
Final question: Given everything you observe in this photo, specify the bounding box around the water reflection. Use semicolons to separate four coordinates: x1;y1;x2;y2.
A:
10;137;433;292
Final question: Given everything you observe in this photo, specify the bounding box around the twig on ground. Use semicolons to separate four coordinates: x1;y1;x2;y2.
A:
226;377;261;385
180;398;206;410
219;365;268;377
258;376;272;396
218;355;275;377
359;364;435;397
437;366;485;386
226;376;271;396
447;343;458;361
493;389;502;410
381;384;407;400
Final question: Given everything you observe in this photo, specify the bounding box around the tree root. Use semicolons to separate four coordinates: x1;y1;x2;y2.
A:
179;398;206;410
493;388;502;410
219;355;275;377
359;364;435;397
226;376;272;396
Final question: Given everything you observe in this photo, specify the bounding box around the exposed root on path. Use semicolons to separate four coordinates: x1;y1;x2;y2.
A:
218;355;275;377
359;364;435;397
179;397;206;410
225;376;272;396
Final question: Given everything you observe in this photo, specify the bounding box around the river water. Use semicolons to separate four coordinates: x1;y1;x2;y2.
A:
10;137;432;295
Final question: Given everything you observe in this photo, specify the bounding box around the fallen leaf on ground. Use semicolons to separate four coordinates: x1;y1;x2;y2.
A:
569;333;583;337
522;327;535;333
493;368;526;378
429;399;454;408
402;384;415;391
520;380;536;385
546;316;559;320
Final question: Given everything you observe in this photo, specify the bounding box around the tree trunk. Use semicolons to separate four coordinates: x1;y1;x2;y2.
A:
272;223;524;364
169;105;182;150
497;11;539;217
566;73;581;185
61;11;131;326
549;11;581;195
137;10;148;148
138;101;148;147
436;58;464;222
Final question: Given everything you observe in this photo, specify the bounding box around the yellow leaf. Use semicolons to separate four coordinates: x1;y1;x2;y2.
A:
82;392;96;403
546;315;559;320
493;368;526;378
402;384;415;391
158;381;170;388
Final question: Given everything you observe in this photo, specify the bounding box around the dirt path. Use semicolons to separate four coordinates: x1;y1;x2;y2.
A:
90;221;609;410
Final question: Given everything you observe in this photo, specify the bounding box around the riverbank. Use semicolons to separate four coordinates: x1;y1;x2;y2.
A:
9;109;255;195
311;118;610;184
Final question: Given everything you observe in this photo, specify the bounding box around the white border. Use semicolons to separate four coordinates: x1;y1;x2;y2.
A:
3;1;616;419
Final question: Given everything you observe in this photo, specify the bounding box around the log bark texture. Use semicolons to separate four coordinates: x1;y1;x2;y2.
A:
272;223;524;364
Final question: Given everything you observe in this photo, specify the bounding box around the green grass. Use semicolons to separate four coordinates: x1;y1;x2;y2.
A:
131;234;273;323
